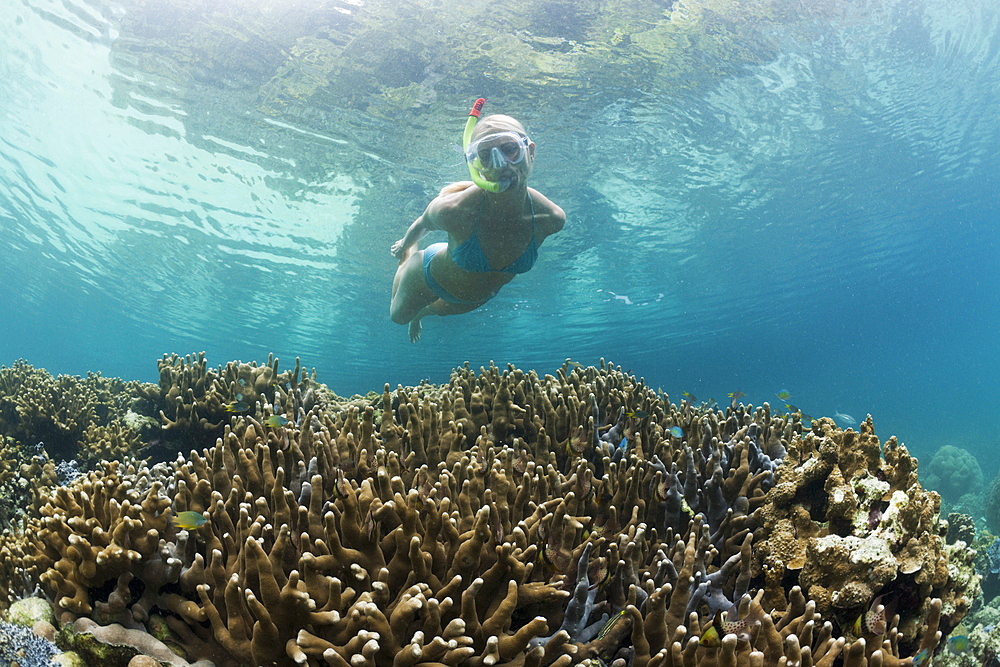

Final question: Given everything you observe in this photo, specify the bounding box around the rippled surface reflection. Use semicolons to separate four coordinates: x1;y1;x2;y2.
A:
1;0;998;454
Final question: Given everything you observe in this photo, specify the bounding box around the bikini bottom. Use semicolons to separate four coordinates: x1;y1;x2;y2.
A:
422;243;490;305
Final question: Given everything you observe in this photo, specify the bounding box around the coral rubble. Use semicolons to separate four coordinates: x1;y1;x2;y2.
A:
0;357;979;666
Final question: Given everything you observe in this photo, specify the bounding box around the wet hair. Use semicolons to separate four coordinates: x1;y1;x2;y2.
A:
470;114;529;142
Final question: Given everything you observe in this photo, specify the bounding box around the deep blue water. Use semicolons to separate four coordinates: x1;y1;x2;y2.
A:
1;0;998;470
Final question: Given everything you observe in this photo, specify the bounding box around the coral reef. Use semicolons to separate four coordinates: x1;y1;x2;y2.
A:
0;357;977;667
923;445;985;515
986;474;1000;536
752;417;978;636
0;360;151;467
145;352;339;457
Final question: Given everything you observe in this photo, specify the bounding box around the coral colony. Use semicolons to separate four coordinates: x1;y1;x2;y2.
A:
0;354;981;666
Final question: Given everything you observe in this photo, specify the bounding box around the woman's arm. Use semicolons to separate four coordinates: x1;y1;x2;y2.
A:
391;190;467;259
390;213;433;259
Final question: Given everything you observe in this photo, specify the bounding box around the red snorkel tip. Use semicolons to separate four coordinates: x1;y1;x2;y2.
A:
469;98;486;118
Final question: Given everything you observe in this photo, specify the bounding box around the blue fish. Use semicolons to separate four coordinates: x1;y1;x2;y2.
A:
668;426;683;438
947;634;970;654
834;412;857;426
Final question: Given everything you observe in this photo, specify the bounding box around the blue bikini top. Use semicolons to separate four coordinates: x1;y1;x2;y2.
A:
450;193;537;274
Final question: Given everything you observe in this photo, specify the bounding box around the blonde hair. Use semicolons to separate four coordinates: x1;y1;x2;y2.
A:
469;114;528;142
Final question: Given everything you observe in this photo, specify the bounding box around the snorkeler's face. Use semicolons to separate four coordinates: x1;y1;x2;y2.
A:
466;132;533;191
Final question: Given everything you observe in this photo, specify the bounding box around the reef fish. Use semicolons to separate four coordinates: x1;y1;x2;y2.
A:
719;604;765;641
682;391;697;402
775;389;792;401
911;648;930;665
699;612;723;647
264;415;289;428
626;409;649;419
225;400;250;413
947;634;970;654
834;412;857;426
853;595;887;636
597;610;627;640
173;510;207;530
668;426;683;438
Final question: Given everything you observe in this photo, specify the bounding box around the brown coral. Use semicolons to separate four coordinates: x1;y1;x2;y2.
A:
0;357;971;667
753;416;979;638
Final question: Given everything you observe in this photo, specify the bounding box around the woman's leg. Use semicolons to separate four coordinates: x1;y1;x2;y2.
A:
390;249;437;325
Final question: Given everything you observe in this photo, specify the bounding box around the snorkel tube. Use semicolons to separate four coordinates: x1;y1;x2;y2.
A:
463;98;505;193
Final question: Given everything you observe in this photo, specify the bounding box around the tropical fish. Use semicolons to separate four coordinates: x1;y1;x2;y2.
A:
947;634;970;654
587;560;611;591
911;648;930;665
668;426;683;438
539;543;569;573
834;412;857;426
617;437;628;451
263;415;289;428
785;403;799;413
853;595;887;636
718;604;766;641
224;401;250;413
727;391;745;401
775;389;792;401
173;510;207;530
699;612;722;647
597;609;628;640
626;409;649;419
682;391;697;402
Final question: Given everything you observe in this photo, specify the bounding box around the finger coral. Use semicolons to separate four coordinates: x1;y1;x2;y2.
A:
0;357;978;667
0;360;151;466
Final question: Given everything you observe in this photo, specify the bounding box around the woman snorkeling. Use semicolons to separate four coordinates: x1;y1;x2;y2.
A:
390;99;565;342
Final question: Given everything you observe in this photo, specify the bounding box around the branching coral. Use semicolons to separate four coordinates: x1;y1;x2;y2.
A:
0;360;151;466
147;352;339;456
0;357;974;667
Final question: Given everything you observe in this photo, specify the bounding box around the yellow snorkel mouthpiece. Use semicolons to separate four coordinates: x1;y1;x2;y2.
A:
463;98;505;193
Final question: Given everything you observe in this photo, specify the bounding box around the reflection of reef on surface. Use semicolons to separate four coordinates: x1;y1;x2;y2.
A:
0;355;979;666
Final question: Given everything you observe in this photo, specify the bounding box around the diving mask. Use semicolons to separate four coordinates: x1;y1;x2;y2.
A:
465;131;530;171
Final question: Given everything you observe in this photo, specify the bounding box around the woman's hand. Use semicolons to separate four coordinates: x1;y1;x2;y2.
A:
390;239;407;259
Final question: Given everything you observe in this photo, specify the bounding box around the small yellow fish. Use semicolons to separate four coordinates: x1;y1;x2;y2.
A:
727;391;745;401
775;390;792;401
173;510;207;530
264;415;289;428
682;391;697;402
224;401;250;413
700;612;722;647
626;409;649;419
947;634;970;654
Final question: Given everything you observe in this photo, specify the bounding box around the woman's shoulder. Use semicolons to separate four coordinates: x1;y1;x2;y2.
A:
424;182;479;231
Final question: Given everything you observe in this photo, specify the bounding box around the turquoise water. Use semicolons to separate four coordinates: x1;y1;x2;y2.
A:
1;0;997;468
